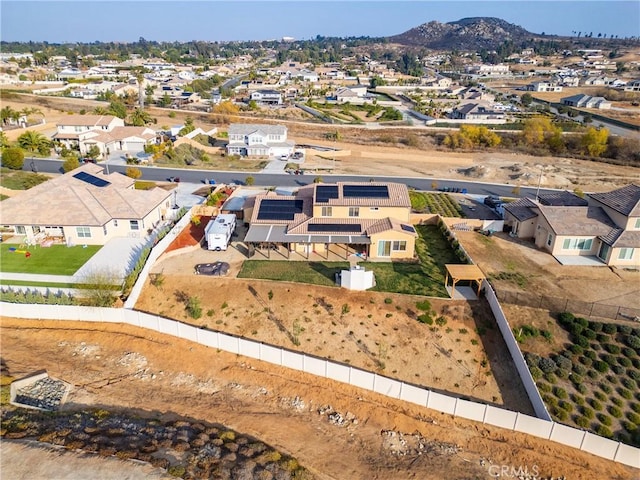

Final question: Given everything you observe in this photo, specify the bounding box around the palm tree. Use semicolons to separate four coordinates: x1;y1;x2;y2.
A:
93;106;109;115
17;130;51;155
1;106;17;126
0;131;8;148
128;108;153;126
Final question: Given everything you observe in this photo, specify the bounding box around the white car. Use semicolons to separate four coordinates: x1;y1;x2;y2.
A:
279;154;289;161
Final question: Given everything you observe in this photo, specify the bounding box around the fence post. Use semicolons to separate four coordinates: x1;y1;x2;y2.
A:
538;295;543;309
589;302;595;319
564;298;569;312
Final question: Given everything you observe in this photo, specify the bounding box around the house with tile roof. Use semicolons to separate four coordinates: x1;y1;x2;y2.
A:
226;124;295;158
503;185;639;266
0;164;173;246
561;93;612;109
243;182;417;260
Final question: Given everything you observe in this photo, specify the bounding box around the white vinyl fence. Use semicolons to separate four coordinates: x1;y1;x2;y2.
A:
2;302;638;469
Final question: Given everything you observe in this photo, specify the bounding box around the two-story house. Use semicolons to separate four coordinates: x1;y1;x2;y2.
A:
244;182;417;260
226;124;294;158
250;89;283;105
503;186;639;267
53;115;124;151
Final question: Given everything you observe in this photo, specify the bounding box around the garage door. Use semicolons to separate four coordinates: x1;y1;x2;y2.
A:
124;140;145;152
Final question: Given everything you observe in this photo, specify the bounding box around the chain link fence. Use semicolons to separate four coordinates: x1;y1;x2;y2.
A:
496;290;640;322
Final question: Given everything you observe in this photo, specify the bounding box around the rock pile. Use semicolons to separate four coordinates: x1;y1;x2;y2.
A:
14;377;68;411
318;405;358;427
381;430;460;457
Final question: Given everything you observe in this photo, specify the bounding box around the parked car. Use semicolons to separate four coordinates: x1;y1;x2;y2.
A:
484;195;503;208
167;176;181;183
279;154;289;161
204;178;216;185
81;157;97;164
194;262;230;276
291;151;303;160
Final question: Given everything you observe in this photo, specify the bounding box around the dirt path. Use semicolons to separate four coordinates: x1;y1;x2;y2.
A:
1;318;636;480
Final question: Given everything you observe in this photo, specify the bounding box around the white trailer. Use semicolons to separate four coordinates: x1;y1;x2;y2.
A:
205;214;236;251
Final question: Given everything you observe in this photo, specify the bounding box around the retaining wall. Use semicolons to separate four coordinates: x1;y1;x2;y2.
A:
2;302;638;469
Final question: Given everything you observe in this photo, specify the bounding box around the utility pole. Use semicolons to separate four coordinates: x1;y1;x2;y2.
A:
535;166;543;202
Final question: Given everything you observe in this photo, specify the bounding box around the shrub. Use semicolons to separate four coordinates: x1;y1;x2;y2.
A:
593;360;609;373
626;335;640;350
597;413;612;426
582;406;595;419
611;397;623;407
579;356;593;367
554;387;568;399
575;336;589;348
627;412;640;424
538;357;557;373
417;314;433;325
622;421;638;433
600;353;616;365
575;416;590;428
583;329;597;340
544;372;557;384
542;394;558;407
611;364;625;375
384;298;393;304
575;317;589;328
569;344;583;356
628;370;640;382
557;312;575;326
602;323;617;334
556;369;570;379
619;325;632;335
536;381;551;393
577;383;588;394
573;364;586;375
555;355;573;371
524;352;541;366
609;406;623;418
596;425;613;438
619;387;633;399
633;358;640;369
529;366;543;380
569;373;582;385
604;343;621;354
600;383;612;394
554;409;569;421
596;333;610;343
633;403;640;414
415;300;432;311
590;399;603;411
185;296;202;319
559;400;574;413
62;156;80;172
618;356;632;367
589;321;603;332
622;347;636;358
585;350;597;360
1;147;24;169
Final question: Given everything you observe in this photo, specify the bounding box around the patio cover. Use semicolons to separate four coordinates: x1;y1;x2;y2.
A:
245;224;370;244
444;264;485;299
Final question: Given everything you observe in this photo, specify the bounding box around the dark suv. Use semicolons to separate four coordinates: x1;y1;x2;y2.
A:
484;195;503;208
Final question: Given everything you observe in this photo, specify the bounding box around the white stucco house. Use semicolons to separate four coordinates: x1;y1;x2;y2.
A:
226;124;295;158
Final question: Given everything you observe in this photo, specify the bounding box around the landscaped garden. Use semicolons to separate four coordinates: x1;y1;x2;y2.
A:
521;312;640;446
238;224;463;297
409;191;464;217
0;244;101;275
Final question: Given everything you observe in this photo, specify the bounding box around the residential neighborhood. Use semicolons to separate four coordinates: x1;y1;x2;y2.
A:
1;8;640;480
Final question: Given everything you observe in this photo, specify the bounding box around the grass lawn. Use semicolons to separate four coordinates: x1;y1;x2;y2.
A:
0;170;51;190
238;225;463;297
0;244;101;275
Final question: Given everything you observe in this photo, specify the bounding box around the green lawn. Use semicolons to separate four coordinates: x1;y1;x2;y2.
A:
0;171;50;190
0;244;101;275
238;225;463;297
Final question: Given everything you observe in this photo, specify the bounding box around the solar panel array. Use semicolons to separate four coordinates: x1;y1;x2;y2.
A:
307;223;362;233
315;185;339;203
342;185;389;198
73;171;111;188
401;224;416;233
256;199;304;221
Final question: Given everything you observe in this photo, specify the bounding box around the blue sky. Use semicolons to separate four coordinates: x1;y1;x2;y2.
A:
1;1;639;43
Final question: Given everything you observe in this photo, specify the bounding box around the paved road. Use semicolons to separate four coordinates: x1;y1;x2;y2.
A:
25;157;560;200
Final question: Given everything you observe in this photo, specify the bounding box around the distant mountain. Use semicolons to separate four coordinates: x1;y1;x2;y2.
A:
389;17;541;50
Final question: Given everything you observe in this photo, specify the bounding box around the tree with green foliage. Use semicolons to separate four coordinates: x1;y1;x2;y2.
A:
178;117;195;136
62;156;80;172
128;107;154;126
581;127;609;157
159;93;172;108
125;166;142;179
521;93;533;106
245;175;255;186
0;131;8;148
17;130;51;155
86;145;101;160
1;147;25;169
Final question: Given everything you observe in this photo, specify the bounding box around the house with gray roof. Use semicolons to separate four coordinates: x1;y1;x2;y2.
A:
503;185;639;267
226;123;294;158
561;93;612;109
0;164;173;246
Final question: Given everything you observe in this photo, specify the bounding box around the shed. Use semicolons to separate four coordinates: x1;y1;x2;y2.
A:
444;264;485;299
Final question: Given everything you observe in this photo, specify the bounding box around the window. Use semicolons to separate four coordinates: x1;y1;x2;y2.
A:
103;225;107;236
15;226;26;234
619;248;634;260
321;206;332;217
547;234;553;247
370;207;379;211
562;238;593;251
76;227;91;238
130;220;139;231
348;207;360;217
635;218;640;229
114;220;118;227
392;241;407;251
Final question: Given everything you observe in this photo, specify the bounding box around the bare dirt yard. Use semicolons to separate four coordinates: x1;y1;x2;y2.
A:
2;317;638;480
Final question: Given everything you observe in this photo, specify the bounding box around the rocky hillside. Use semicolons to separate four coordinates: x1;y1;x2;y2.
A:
389;17;540;50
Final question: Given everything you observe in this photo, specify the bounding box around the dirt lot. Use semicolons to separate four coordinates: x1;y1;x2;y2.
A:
2;317;638;480
2;94;638;193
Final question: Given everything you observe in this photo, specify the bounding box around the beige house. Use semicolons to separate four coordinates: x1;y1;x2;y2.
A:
244;182;416;260
0;164;173;246
503;186;639;267
53;115;124;150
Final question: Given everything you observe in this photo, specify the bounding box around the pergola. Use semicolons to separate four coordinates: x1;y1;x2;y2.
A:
444;264;485;299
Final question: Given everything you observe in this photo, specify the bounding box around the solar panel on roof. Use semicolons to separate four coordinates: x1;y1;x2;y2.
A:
316;185;339;203
73;171;111;187
401;224;416;233
256;199;304;221
307;223;361;233
342;185;389;198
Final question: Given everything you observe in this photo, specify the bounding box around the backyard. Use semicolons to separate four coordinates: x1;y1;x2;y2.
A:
237;224;463;297
0;244;101;275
